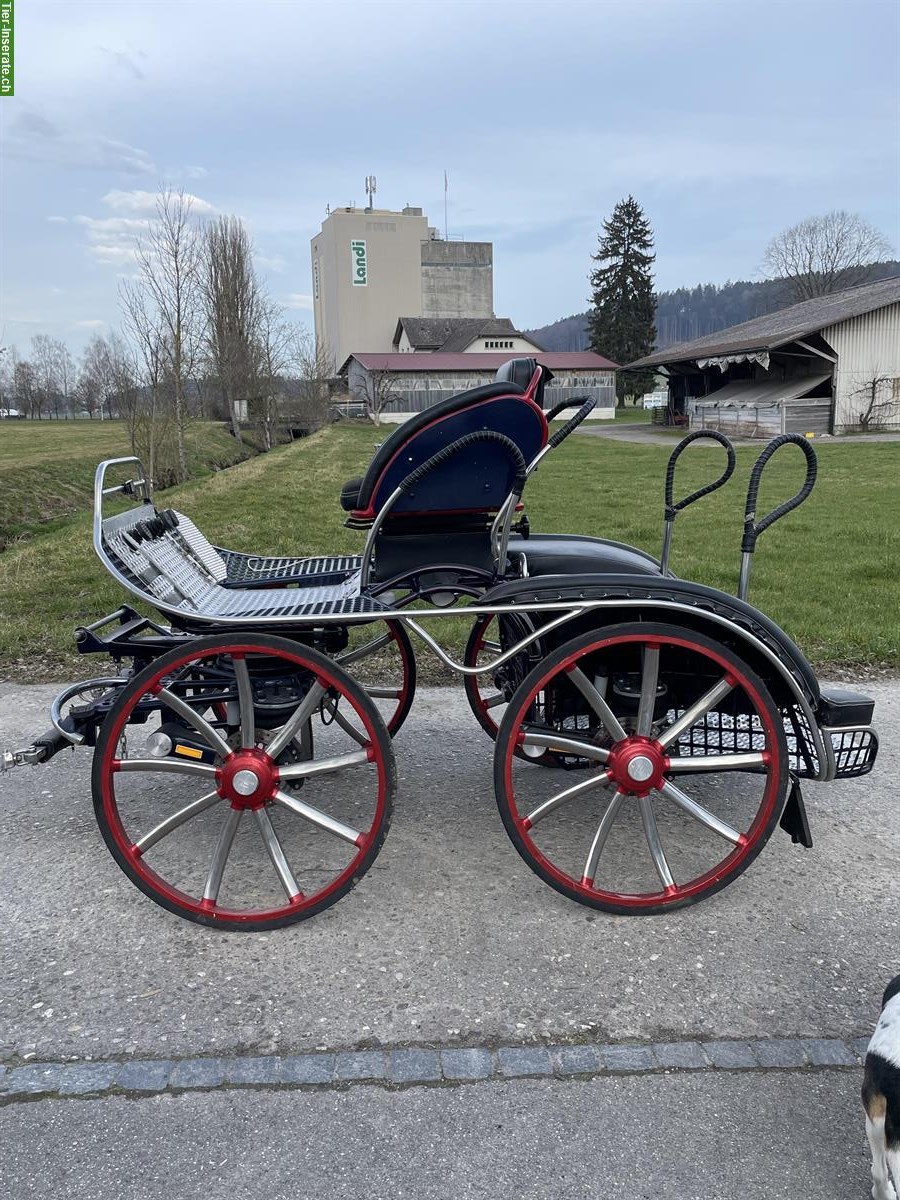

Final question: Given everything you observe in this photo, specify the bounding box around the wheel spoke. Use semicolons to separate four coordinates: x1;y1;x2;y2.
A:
666;752;767;774
115;758;219;780
484;693;506;709
265;681;326;761
272;788;362;846
278;749;370;781
525;771;612;828
582;789;627;885
639;794;675;889
656;677;735;750
566;667;627;742
321;696;368;746
253;807;302;899
232;655;256;749
156;687;233;758
134;790;222;854
482;638;502;652
659;780;743;845
336;633;392;667
636;646;660;736
202;807;243;903
520;726;610;763
365;686;402;700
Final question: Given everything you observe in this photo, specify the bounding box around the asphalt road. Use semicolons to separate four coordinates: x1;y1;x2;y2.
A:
0;679;896;1197
0;1071;871;1199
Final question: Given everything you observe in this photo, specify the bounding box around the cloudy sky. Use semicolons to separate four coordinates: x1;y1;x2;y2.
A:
1;0;898;354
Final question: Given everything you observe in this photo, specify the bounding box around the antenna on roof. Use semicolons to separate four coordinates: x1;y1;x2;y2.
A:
365;175;377;212
443;170;449;240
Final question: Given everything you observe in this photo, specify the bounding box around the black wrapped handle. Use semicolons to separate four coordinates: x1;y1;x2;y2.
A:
742;434;817;553
397;430;527;500
664;430;736;520
546;396;597;450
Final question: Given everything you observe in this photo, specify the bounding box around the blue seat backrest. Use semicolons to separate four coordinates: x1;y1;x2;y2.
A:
352;381;547;518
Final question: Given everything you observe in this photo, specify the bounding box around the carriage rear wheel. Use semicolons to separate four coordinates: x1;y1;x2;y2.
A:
92;634;395;930
494;622;789;914
337;620;416;738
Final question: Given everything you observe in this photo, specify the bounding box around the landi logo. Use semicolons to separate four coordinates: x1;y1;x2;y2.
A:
351;239;367;286
0;0;13;97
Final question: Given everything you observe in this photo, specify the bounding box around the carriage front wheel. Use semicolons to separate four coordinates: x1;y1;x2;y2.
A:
493;622;789;914
92;634;395;930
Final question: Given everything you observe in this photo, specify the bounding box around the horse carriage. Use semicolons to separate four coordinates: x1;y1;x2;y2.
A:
2;358;879;930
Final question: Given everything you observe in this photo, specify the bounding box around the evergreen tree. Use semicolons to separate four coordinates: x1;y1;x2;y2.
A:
587;196;656;403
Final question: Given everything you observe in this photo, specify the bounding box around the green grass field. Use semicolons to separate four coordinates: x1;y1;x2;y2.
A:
0;421;897;680
0;420;249;548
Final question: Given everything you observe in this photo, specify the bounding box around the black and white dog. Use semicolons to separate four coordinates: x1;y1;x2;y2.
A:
863;974;900;1200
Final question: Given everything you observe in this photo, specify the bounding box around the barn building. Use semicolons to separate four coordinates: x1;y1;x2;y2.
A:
627;277;900;436
339;351;618;422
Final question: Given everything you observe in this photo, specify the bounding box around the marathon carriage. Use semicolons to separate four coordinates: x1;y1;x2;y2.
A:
2;359;878;929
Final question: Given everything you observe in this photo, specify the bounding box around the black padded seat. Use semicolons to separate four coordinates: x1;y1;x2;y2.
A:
344;381;525;515
340;475;364;512
511;534;660;577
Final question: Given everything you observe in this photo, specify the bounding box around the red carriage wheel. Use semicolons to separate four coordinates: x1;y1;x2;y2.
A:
494;623;789;914
92;634;395;930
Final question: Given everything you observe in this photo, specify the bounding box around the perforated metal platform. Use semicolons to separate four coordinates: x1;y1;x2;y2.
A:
100;508;386;624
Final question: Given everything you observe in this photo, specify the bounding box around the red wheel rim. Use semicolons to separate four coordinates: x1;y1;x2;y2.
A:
96;641;390;926
498;630;785;910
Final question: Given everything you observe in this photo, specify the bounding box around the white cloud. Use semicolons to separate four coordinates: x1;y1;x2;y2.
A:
4;109;156;175
74;215;148;266
184;166;208;180
285;293;314;311
257;254;287;273
101;189;216;216
74;319;107;330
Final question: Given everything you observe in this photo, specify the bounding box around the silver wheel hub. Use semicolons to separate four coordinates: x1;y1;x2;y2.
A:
626;755;655;784
233;768;261;796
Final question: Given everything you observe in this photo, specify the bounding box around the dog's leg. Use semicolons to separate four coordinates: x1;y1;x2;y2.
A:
867;1115;897;1200
887;1144;900;1199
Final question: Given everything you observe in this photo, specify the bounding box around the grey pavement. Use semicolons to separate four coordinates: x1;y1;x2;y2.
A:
0;682;896;1063
0;679;897;1196
0;1071;874;1199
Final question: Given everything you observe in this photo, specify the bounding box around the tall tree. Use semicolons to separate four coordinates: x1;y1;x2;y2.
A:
587;196;656;402
762;211;892;301
135;188;203;480
201;215;263;448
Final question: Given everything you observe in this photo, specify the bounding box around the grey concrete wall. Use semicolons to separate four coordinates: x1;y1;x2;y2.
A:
421;241;493;319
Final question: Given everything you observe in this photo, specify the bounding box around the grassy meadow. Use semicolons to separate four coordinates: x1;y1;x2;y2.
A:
0;419;249;549
0;420;897;680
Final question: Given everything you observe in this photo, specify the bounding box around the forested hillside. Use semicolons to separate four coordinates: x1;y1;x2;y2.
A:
528;261;900;354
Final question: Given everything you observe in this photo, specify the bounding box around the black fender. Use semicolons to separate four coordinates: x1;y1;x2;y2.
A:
480;572;820;711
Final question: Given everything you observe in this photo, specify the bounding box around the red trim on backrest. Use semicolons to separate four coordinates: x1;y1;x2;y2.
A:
351;390;548;520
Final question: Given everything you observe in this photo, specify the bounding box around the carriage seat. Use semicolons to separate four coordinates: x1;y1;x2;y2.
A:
340;360;550;520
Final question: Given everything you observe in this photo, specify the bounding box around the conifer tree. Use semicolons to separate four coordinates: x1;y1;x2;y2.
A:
587;196;656;403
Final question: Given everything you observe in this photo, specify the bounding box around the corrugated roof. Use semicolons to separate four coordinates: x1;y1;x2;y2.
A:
340;351;619;373
627;276;900;369
693;373;831;407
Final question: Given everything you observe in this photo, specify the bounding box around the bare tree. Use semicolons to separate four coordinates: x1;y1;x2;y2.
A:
135;188;203;481
763;211;892;301
31;334;60;419
355;365;402;424
78;335;117;420
12;353;38;419
288;331;334;435
52;339;74;418
201;215;263;449
850;371;899;431
121;278;175;484
251;299;293;449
